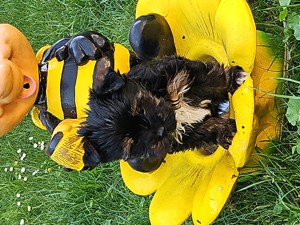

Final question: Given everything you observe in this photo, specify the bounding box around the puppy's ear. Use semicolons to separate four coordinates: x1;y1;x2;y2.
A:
81;140;102;169
81;136;105;162
94;69;125;96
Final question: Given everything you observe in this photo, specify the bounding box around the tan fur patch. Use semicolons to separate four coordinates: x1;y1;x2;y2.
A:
167;70;191;106
167;70;211;142
174;100;211;142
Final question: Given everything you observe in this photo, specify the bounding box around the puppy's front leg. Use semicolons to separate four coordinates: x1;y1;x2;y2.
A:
173;117;237;152
188;62;248;103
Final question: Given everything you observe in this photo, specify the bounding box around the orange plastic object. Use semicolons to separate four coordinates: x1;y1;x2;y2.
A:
0;24;39;136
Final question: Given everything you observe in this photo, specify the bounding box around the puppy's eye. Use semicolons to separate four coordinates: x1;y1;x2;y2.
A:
137;107;145;115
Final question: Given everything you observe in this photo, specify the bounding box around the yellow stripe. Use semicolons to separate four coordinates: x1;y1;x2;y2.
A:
113;43;131;74
36;45;51;62
75;60;96;118
46;58;64;120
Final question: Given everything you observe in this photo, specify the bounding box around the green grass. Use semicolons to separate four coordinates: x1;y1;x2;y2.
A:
0;0;300;224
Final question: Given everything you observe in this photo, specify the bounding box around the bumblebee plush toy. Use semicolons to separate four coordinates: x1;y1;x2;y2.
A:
31;31;135;170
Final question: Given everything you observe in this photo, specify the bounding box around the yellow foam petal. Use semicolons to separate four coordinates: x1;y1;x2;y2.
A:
215;0;256;72
192;152;238;225
120;154;176;196
229;76;255;168
149;151;221;225
251;31;283;151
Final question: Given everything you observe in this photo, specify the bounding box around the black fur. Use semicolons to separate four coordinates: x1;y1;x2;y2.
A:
127;55;243;113
79;56;247;172
78;70;177;171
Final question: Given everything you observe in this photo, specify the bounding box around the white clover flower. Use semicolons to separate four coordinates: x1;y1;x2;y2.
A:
17;148;22;154
23;177;28;182
16;193;21;198
20;167;26;173
20;219;25;225
32;170;39;176
9;167;13;172
17;202;21;206
27;206;31;212
33;143;38;148
40;144;45;151
18;174;22;180
20;153;26;161
4;168;8;172
28;137;33;141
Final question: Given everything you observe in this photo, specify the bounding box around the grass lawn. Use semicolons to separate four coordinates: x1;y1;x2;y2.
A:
0;0;300;224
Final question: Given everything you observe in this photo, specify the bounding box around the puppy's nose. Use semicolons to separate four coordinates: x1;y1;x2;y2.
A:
157;126;164;137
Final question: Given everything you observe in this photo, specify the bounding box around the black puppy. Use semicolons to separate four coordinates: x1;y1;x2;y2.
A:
79;55;247;172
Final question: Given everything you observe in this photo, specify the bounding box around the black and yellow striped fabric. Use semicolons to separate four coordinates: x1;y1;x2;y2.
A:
46;58;95;120
34;43;130;125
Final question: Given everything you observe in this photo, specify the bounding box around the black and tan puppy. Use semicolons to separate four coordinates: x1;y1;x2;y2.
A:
78;55;247;172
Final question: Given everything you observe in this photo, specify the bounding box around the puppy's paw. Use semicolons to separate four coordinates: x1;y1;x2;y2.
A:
226;66;248;94
217;119;237;149
236;70;248;85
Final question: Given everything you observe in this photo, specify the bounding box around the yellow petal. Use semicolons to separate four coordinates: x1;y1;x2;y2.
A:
186;38;229;65
135;0;256;71
149;150;224;225
136;0;224;62
215;0;256;72
121;145;226;196
228;76;255;168
136;0;173;17
192;152;238;225
242;31;283;171
251;31;283;151
120;154;177;196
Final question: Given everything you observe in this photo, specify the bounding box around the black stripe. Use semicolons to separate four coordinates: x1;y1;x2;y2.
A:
60;59;78;119
35;62;48;106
